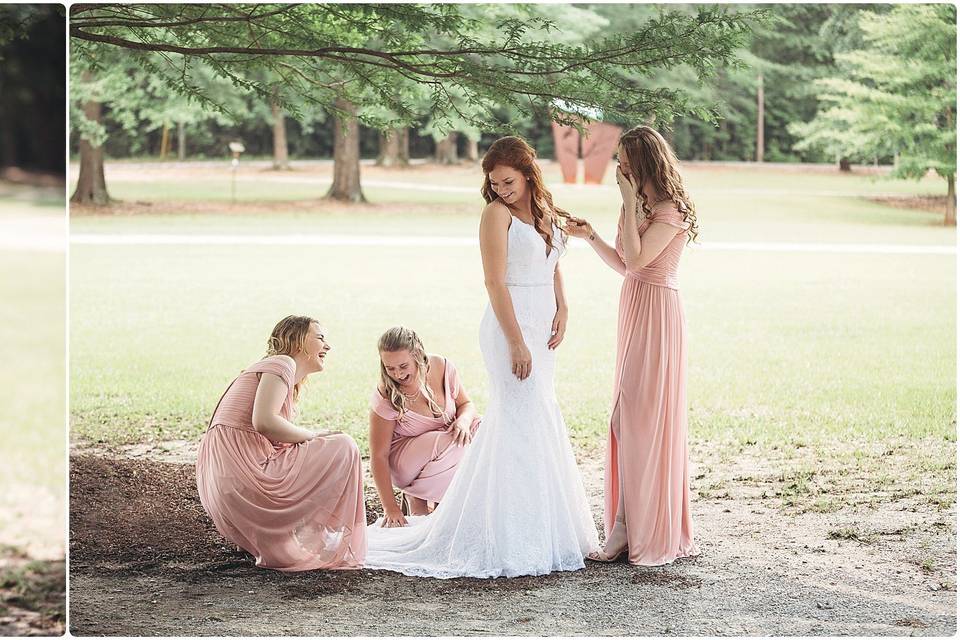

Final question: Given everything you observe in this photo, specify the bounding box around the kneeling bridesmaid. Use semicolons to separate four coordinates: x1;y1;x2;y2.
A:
196;315;367;571
370;327;481;527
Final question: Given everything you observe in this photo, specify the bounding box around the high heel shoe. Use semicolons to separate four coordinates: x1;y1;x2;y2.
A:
587;519;628;563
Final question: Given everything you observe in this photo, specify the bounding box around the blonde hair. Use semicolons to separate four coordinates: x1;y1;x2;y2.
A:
378;327;442;422
619;126;699;243
481;136;571;255
265;315;318;402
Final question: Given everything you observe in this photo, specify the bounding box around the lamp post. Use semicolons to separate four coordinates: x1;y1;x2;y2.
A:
228;141;245;204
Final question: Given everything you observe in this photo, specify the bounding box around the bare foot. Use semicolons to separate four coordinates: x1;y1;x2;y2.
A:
587;520;628;563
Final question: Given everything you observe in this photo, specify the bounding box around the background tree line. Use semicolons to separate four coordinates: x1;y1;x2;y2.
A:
69;3;955;222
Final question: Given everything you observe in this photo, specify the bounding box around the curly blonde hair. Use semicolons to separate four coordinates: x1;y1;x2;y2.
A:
619;126;699;243
481;136;571;255
378;327;443;422
265;315;318;402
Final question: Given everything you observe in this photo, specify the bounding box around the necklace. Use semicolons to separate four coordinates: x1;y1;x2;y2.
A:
400;386;421;402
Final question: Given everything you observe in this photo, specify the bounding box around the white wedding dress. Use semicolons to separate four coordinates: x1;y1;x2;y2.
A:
364;218;600;578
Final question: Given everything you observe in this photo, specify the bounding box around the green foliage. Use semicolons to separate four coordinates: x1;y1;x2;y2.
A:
70;3;755;135
790;5;957;181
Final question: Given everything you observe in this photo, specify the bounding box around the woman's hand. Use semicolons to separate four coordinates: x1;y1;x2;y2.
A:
446;418;473;447
548;307;568;350
308;428;342;439
510;340;533;380
566;216;594;239
616;165;638;209
381;504;408;528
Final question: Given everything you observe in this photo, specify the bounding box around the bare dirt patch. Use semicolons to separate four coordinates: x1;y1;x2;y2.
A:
0;551;65;637
0;482;65;637
69;438;956;636
866;194;950;215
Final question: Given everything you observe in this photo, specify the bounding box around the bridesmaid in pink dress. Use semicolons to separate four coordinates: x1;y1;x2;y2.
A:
568;125;699;565
369;327;481;527
196;315;367;571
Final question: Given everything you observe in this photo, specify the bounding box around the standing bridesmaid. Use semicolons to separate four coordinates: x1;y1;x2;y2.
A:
568;125;699;565
196;315;367;571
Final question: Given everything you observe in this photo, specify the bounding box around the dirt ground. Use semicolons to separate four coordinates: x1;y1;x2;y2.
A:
0;485;65;636
69;437;956;637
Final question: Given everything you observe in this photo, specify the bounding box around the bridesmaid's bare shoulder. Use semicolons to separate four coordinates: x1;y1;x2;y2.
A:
426;353;446;378
266;354;296;369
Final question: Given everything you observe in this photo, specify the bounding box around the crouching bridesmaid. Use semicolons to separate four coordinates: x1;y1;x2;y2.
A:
370;327;481;527
196;315;367;571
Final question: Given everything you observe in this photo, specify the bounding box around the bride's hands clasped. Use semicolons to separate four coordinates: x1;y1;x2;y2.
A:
510;340;533;380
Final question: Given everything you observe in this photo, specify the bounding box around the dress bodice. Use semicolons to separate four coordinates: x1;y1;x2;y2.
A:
616;201;689;290
505;218;564;287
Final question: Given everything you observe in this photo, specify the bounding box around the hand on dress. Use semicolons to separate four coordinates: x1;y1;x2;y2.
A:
510;340;533;381
308;429;342;440
548;307;567;350
565;216;594;240
615;165;638;209
446;418;473;447
382;504;408;528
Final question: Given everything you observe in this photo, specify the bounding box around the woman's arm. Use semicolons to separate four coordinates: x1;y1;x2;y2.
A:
479;202;532;380
616;167;680;272
250;373;316;443
548;265;569;350
369;409;407;527
448;383;478;447
567;216;626;276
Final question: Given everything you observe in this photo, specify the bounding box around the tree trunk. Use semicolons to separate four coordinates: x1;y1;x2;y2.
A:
755;72;764;163
177;121;186;161
159;123;170;160
70;75;111;206
946;174;956;226
377;128;409;167
464;137;479;163
435;131;459;165
325;98;365;202
271;96;289;170
839;158;852;172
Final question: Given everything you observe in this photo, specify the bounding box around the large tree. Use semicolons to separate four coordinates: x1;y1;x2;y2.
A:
70;3;756;204
789;4;957;224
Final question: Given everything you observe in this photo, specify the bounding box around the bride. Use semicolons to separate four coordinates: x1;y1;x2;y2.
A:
364;136;599;578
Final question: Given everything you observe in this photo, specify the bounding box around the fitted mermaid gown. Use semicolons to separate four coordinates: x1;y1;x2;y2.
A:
364;218;600;578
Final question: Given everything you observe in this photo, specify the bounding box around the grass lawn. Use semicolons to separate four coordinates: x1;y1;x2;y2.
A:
0;197;65;494
69;243;955;454
0;191;66;582
71;162;953;245
69;162;955;503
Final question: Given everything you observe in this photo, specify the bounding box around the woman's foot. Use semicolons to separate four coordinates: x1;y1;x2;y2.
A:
587;519;628;563
405;494;430;516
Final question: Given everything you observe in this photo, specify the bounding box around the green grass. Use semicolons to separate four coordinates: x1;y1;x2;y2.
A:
0;194;65;494
71;163;953;245
68;163;955;472
69;243;955;455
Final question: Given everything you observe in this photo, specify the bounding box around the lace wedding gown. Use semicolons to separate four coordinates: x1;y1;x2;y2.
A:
364;218;600;578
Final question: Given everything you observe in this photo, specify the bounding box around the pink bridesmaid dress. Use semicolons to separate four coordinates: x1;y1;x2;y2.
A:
609;200;699;565
196;355;367;571
370;358;481;504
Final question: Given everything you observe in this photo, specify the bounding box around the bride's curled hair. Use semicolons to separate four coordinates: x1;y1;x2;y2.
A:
481;136;571;254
